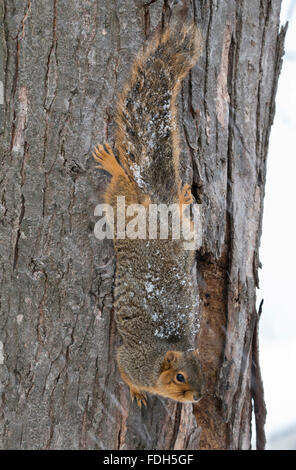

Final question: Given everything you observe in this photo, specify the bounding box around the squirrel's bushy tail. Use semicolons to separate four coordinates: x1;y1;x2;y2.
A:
115;24;202;203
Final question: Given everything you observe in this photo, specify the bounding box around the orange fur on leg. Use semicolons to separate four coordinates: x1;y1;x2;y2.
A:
118;365;147;407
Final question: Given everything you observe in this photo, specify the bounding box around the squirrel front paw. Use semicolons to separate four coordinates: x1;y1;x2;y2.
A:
92;143;125;178
130;387;147;408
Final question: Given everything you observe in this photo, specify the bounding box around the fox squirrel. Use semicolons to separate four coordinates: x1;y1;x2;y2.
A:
93;19;204;406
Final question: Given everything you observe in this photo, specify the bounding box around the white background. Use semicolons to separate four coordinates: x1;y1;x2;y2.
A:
258;0;296;449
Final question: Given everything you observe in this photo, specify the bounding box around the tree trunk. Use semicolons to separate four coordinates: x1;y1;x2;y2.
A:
0;0;285;450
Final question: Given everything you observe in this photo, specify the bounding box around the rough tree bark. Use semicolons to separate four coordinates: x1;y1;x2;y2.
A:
0;0;286;450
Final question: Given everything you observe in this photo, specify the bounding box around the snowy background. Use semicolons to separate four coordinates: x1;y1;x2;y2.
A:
257;0;296;450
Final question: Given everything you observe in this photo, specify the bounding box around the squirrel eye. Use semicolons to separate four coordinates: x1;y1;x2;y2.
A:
176;373;185;383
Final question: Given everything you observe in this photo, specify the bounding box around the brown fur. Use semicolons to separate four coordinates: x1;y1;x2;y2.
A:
93;23;204;406
118;350;204;407
115;23;203;204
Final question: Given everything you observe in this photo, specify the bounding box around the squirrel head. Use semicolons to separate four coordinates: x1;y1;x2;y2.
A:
156;350;204;403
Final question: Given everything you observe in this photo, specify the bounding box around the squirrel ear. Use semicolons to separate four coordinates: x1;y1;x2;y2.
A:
162;351;178;370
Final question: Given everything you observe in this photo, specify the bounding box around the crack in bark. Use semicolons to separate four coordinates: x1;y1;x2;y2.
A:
2;1;8;102
169;402;182;449
80;394;90;449
255;0;272;169
36;271;48;345
9;38;20;156
216;25;231;128
12;194;25;271
21;0;32;39
45;372;59;449
202;0;213;145
44;0;58;112
229;308;258;448
251;299;266;450
215;27;235;424
144;4;151;38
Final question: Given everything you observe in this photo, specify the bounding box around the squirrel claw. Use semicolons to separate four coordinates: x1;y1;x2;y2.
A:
180;183;193;205
130;389;147;408
92;143;125;178
93;143;114;162
180;184;193;205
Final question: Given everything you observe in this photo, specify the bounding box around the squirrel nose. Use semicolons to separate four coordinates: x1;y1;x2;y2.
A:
193;395;199;401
